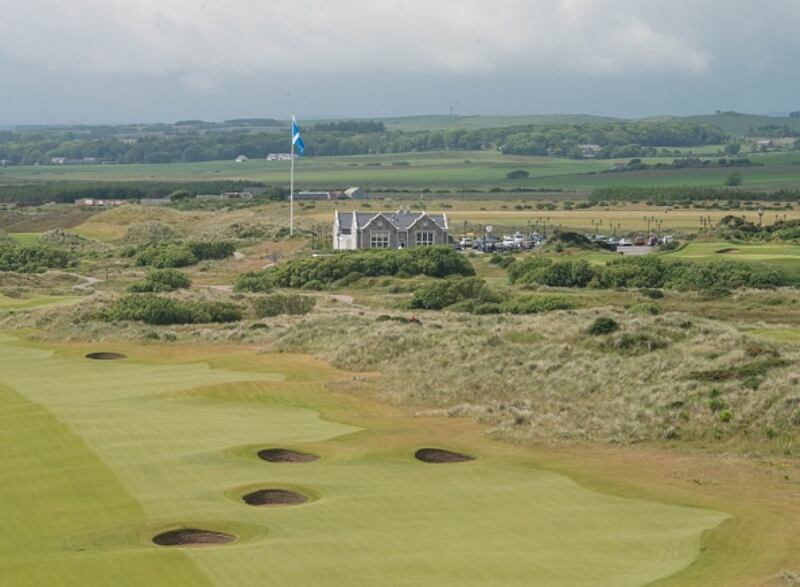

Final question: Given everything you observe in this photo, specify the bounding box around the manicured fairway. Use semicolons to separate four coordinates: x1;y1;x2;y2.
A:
0;293;83;311
0;334;729;586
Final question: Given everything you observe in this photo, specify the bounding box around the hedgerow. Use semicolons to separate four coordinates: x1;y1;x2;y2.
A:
103;294;241;324
508;255;791;290
134;241;235;268
236;246;474;291
128;269;191;293
0;244;73;273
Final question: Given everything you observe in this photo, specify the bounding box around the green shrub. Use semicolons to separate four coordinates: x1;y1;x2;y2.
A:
0;244;73;273
254;293;316;317
236;246;473;292
593;256;667;289
187;241;236;260
135;244;197;268
627;303;662;315
512;254;791;291
409;277;500;310
498;294;577;314
640;289;664;299
588;317;619;335
508;257;595;287
129;269;191;292
104;294;241;324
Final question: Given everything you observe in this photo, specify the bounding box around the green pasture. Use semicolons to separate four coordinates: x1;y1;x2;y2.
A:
0;333;729;586
3;150;799;191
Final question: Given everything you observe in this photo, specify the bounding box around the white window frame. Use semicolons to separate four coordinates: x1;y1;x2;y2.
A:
415;231;435;246
369;231;390;249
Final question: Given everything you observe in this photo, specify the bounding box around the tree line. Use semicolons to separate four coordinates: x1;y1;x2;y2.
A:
0;120;727;165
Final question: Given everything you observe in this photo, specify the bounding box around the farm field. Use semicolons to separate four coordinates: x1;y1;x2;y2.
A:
3;150;800;192
300;200;796;233
0;333;738;587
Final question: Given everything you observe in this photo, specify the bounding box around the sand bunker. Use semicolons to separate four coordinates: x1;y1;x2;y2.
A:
257;448;320;463
85;352;127;360
242;488;308;507
152;528;235;547
415;448;475;463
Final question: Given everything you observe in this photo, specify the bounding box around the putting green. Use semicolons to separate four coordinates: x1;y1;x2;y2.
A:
0;333;729;586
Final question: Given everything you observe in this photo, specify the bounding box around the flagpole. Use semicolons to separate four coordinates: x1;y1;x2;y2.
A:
289;115;295;236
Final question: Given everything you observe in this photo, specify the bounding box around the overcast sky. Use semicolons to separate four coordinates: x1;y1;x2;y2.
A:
1;0;799;124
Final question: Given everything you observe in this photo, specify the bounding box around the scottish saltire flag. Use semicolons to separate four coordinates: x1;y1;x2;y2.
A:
292;115;305;155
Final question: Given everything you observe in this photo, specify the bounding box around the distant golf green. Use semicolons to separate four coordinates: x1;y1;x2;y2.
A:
0;333;729;586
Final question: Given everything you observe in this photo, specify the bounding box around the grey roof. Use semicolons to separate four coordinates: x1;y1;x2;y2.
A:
337;211;446;231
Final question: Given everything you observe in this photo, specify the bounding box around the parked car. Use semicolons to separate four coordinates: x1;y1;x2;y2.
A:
474;236;500;252
618;238;633;246
459;237;473;248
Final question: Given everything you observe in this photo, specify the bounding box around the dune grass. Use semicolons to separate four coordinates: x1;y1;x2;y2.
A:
0;332;734;587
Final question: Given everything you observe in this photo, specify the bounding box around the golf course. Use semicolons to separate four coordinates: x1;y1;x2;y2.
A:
0;332;733;586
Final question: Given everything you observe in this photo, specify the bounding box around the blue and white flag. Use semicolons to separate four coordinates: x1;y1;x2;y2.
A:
291;115;305;155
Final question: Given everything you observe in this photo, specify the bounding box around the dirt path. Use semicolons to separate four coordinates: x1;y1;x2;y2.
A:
74;275;103;291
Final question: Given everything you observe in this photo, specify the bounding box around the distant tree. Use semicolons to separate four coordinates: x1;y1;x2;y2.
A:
725;172;743;186
790;111;800;118
143;151;173;164
724;143;742;155
506;169;530;180
168;189;192;201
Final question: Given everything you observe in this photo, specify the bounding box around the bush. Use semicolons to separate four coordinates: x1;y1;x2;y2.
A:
254;293;316;317
129;269;191;292
498;294;577;314
508;257;595;287
135;244;197;268
188;241;236;260
104;294;241;324
639;288;664;299
236;246;474;291
409;277;500;310
627;303;662;315
588;317;619;335
593;256;667;289
0;244;73;273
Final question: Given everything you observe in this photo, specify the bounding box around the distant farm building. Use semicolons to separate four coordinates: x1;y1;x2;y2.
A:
74;198;125;207
235;155;249;163
51;156;99;165
140;198;171;206
342;187;369;200
266;153;295;161
333;210;449;250
295;191;331;201
578;144;602;158
331;187;370;200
